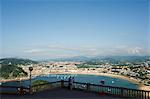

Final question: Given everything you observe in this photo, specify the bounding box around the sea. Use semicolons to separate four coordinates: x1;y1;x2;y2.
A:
1;74;139;89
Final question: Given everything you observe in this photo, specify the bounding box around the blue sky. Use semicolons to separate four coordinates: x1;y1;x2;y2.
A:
1;0;150;59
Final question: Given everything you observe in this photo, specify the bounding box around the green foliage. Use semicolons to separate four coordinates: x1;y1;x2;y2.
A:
32;80;49;86
76;64;100;68
0;58;38;65
0;64;28;79
77;65;91;68
32;80;52;92
86;61;103;65
0;58;37;79
84;56;150;65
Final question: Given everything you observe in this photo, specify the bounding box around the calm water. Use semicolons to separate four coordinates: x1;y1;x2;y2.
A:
1;74;139;89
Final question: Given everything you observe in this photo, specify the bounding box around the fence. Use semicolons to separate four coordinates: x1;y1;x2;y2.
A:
62;80;150;99
0;85;30;95
0;80;150;99
32;81;61;92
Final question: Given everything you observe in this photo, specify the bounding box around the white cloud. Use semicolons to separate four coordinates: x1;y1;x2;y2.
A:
48;45;97;53
127;47;142;55
23;45;150;58
24;49;45;54
112;45;148;56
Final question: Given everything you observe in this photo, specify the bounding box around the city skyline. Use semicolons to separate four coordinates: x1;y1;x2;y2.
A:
1;0;150;59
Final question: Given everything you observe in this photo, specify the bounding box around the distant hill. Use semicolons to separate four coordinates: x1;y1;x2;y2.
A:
99;56;150;63
48;56;90;62
0;58;38;65
85;56;150;65
45;56;150;63
0;58;38;79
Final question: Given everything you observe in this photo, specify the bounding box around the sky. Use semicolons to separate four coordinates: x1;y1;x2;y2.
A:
1;0;150;59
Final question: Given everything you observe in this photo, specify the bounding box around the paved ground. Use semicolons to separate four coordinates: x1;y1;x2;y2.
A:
1;88;133;99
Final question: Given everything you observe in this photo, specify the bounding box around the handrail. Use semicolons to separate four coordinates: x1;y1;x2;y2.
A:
75;81;150;98
0;85;30;90
73;81;150;92
63;80;150;98
31;81;61;87
0;80;150;99
1;80;149;93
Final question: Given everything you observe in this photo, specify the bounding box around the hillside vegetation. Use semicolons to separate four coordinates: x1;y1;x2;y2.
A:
0;58;38;79
0;58;38;65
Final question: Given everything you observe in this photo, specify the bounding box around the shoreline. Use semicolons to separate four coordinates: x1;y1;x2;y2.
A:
0;77;30;83
66;72;150;91
1;72;150;91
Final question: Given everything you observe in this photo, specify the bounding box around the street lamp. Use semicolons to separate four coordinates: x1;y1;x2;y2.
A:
29;66;33;94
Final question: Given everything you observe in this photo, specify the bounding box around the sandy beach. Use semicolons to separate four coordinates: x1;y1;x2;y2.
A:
0;77;30;83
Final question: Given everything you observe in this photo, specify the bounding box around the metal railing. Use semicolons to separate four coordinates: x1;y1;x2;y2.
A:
0;85;30;95
0;80;150;99
32;81;61;92
62;80;150;99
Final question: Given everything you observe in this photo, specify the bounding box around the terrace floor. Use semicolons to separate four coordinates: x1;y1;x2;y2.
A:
1;88;134;99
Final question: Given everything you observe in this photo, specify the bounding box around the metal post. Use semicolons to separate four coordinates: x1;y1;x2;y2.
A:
121;88;123;97
29;70;32;94
86;83;90;91
61;80;64;88
100;80;105;95
148;92;150;99
29;67;33;94
30;70;31;86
